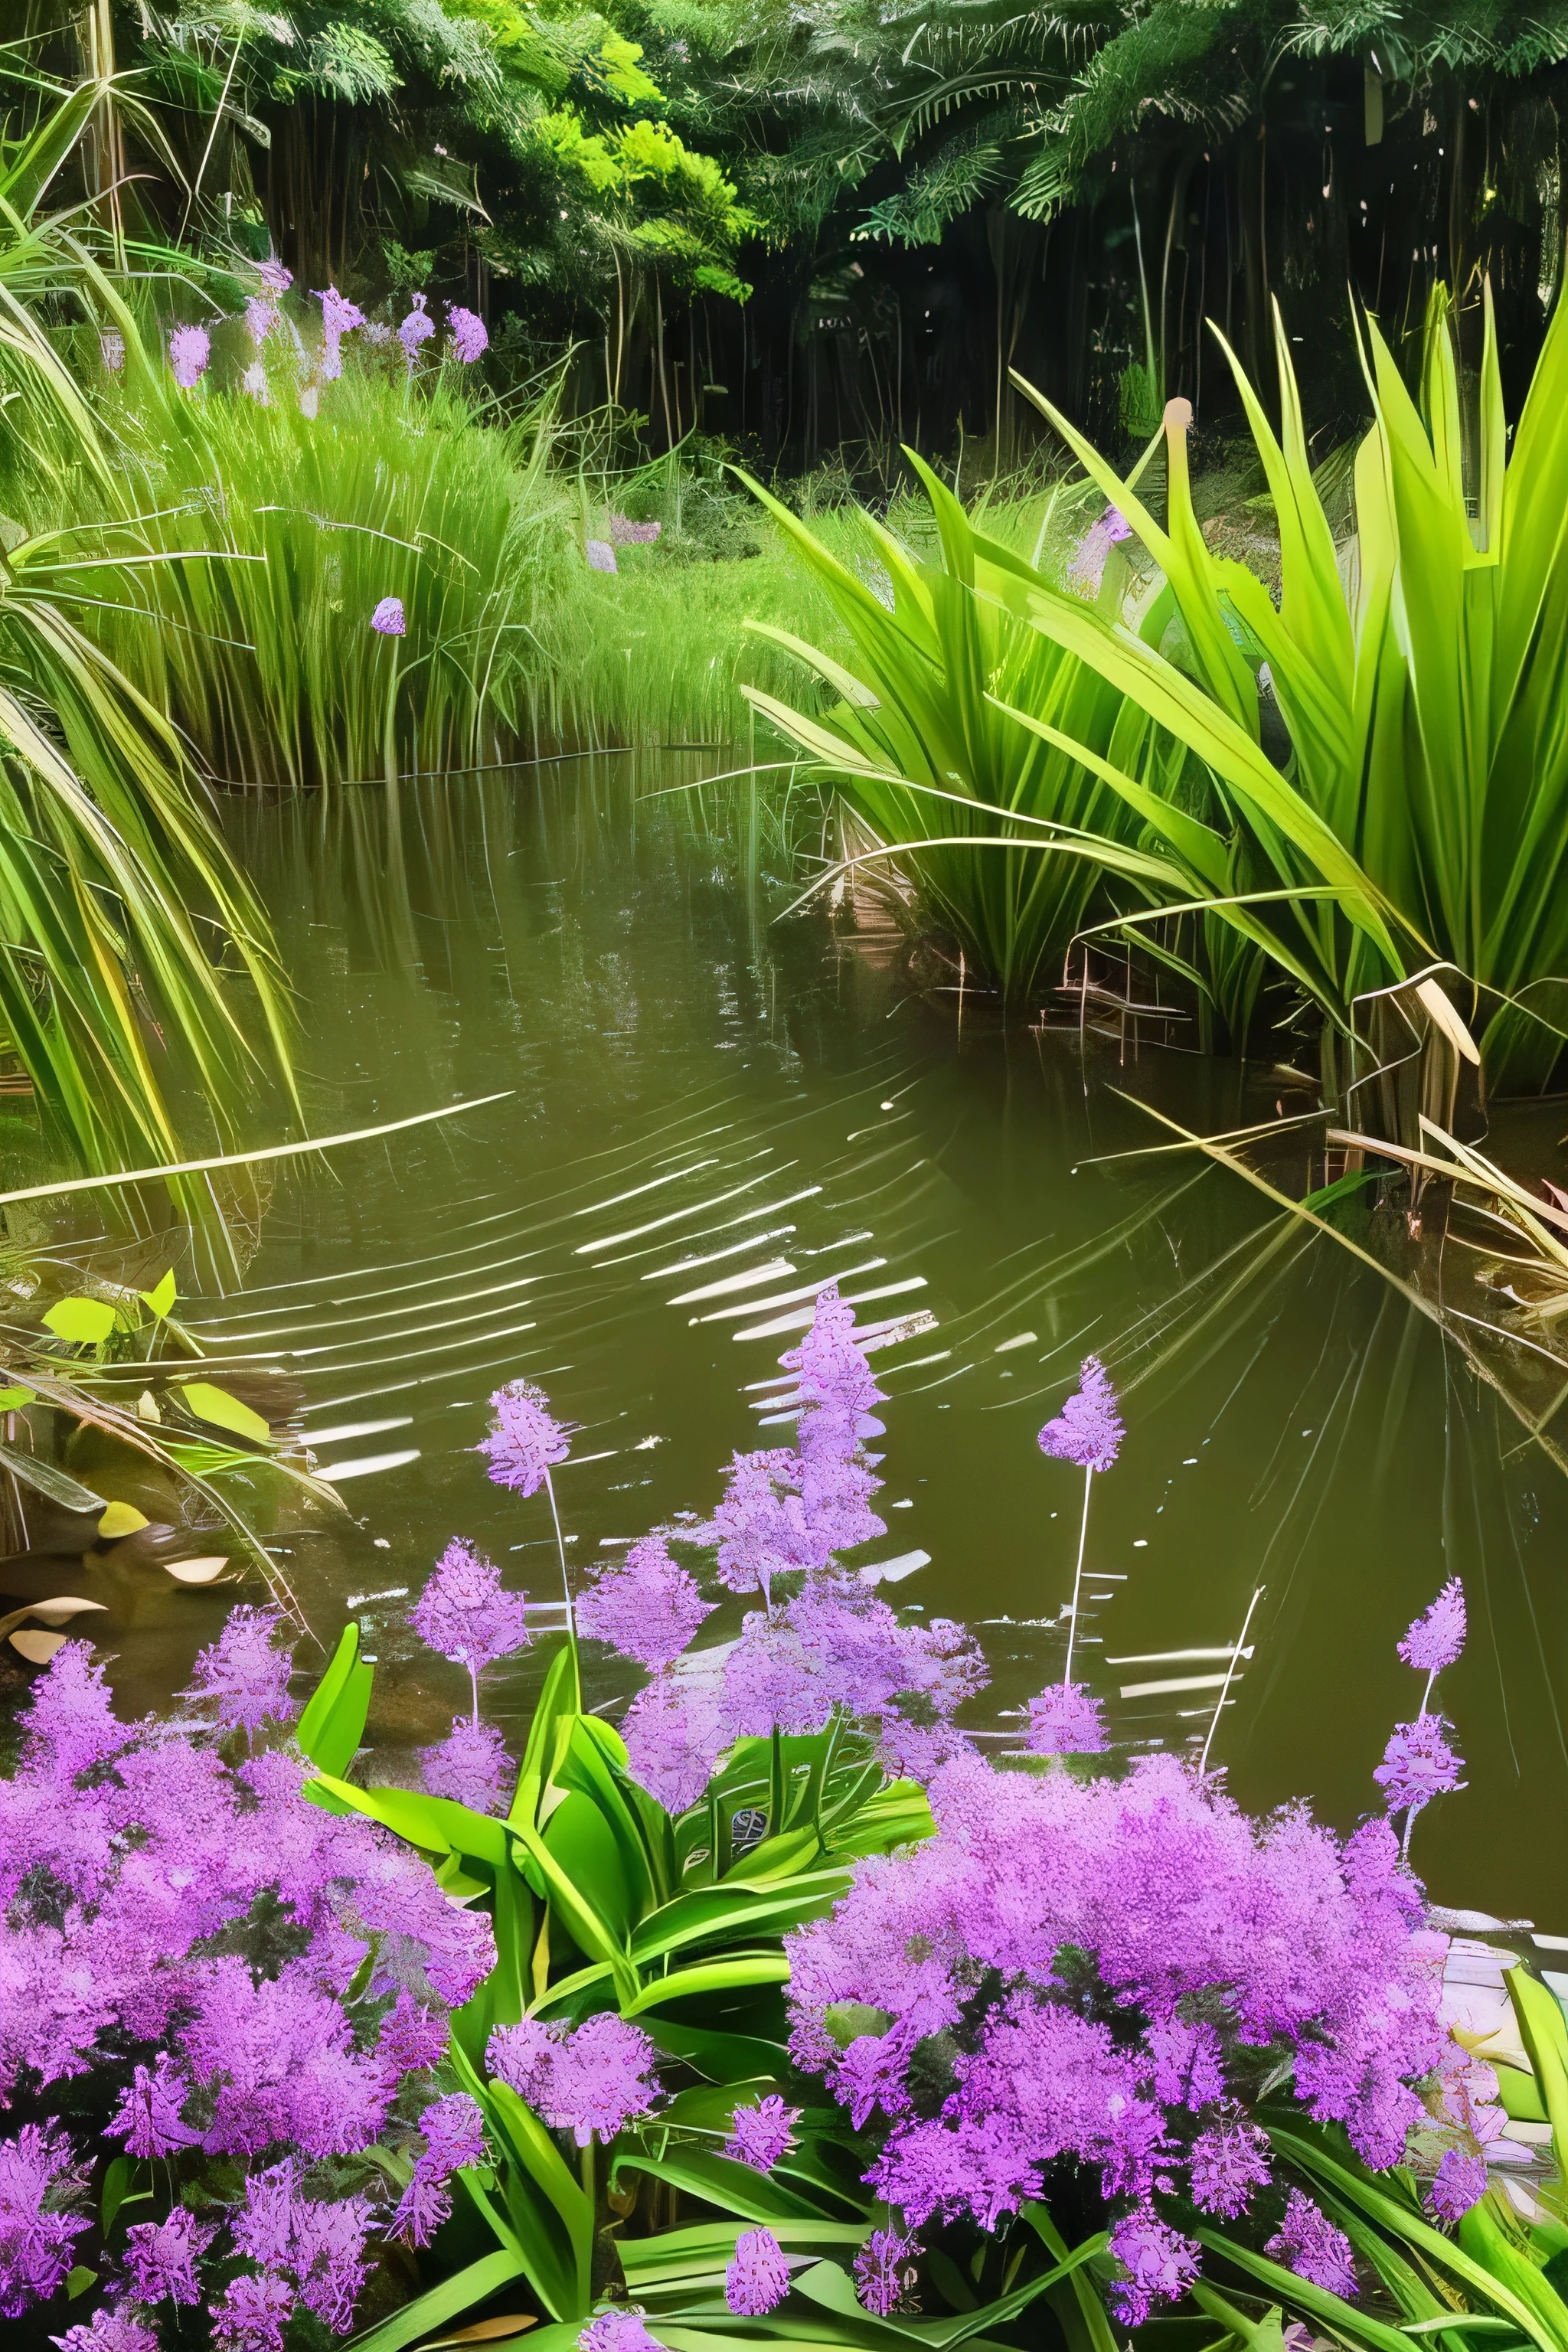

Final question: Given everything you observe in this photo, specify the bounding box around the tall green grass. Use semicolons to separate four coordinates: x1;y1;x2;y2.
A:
0;276;294;1206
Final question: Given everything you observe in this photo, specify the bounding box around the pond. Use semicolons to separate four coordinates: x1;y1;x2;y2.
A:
93;756;1568;1921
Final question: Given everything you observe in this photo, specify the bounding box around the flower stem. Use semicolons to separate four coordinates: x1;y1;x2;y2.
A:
544;1466;572;1625
1063;1465;1093;1687
470;1665;479;1730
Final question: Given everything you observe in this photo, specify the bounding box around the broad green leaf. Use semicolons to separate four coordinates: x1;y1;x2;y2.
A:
347;2249;529;2352
296;1621;374;1781
97;1500;149;1540
614;2144;850;2223
306;1772;511;1867
44;1295;118;1345
624;1955;792;2015
0;1384;34;1409
1507;1967;1568;2186
139;1269;177;1318
645;2020;793;2083
1193;2228;1457;2352
176;1380;274;1446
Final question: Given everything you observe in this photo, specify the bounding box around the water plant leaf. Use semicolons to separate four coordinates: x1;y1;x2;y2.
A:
139;1270;177;1318
0;1598;106;1642
97;1500;149;1539
175;1381;274;1446
162;1557;230;1584
44;1296;118;1346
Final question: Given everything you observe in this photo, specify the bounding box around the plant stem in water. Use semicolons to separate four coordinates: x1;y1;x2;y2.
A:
1063;1464;1093;1686
544;1467;572;1624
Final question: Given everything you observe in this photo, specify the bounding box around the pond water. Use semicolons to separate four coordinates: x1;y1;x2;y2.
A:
100;757;1568;1919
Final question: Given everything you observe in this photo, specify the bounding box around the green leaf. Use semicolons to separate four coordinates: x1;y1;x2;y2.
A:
614;2144;856;2223
305;1772;511;1867
644;2020;793;2083
66;2267;97;2301
346;2249;529;2352
0;1443;105;1513
296;1622;374;1780
44;1295;118;1345
97;1500;149;1540
0;1383;34;1409
626;1955;792;2015
1192;2228;1438;2352
139;1269;177;1318
629;1874;853;1966
176;1380;274;1446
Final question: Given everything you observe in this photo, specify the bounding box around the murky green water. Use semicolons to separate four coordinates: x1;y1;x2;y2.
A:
102;759;1568;1919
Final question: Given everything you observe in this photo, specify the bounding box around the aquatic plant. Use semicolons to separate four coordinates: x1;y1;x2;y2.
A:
1029;1352;1122;1751
1376;1577;1467;1857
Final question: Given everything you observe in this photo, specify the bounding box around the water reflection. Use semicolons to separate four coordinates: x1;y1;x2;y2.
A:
88;756;1563;1921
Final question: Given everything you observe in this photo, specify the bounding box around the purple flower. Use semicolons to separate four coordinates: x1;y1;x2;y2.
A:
314;286;364;381
1025;1681;1108;1755
1037;1356;1123;1472
488;2014;661;2145
727;2227;790;2315
0;2125;90;2318
181;1958;397;2158
724;2095;801;2172
168;324;210;389
1107;2207;1200;2328
400;294;436;363
390;2092;485;2244
1267;2190;1357;2296
410;1538;531;1687
291;2195;373;2331
52;2314;161;2352
1188;2115;1271;2216
722;1612;832;1740
480;1379;571;1495
586;539;619;573
184;1604;296;1733
1427;2147;1488;2225
1067;507;1135;595
1399;1579;1465;1677
580;2314;661;2352
108;2053;200;2158
1374;1715;1465;1813
377;1990;449;2076
621;1672;726;1812
609;515;662;544
371;596;406;636
213;2272;296;2351
577;1537;714;1671
124;2207;214;2305
420;1717;514;1811
100;332;125;372
258;260;292;295
449;305;488;362
854;2227;920;2317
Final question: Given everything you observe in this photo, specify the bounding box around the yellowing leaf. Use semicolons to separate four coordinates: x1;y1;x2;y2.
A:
0;1384;34;1410
11;1628;68;1663
420;2320;537;2349
176;1382;273;1446
139;1270;177;1318
28;1596;108;1625
44;1296;117;1346
163;1556;230;1584
97;1501;149;1540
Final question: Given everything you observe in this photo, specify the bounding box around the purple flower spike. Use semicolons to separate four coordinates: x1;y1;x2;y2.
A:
1025;1681;1108;1755
168;324;210;388
487;2014;661;2145
1399;1578;1465;1677
1188;2115;1270;2216
727;2227;791;2315
724;2095;801;2172
107;2052;200;2158
124;2207;215;2305
1267;2189;1357;2296
315;285;364;382
400;293;436;362
390;2091;485;2245
1037;1355;1123;1472
410;1539;531;1680
449;305;488;362
184;1604;296;1733
213;2272;296;2351
854;2227;920;2317
577;1536;714;1671
258;259;292;295
1107;2207;1200;2328
1374;1714;1465;1812
586;539;619;573
580;2314;660;2352
371;596;406;636
1427;2147;1488;2225
420;1717;514;1811
0;2124;90;2314
53;2314;162;2352
481;1379;572;1496
620;1672;726;1812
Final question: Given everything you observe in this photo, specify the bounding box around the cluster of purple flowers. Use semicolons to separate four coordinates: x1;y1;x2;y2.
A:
487;2015;662;2145
781;1740;1447;2321
156;273;486;400
0;1635;494;2333
564;1285;988;1808
1377;1577;1466;1844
